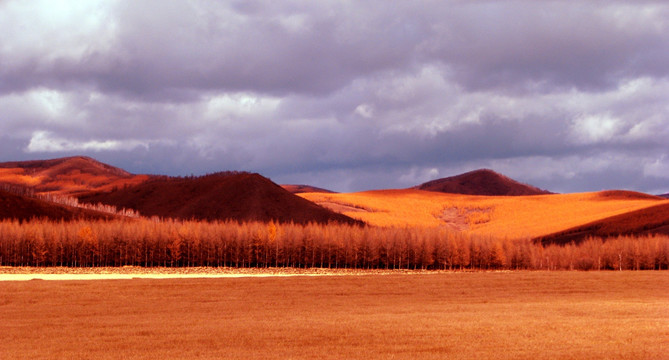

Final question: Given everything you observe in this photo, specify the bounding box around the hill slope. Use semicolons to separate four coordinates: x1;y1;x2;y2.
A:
535;201;669;245
414;169;551;196
0;189;113;221
0;156;131;177
79;172;360;225
299;190;664;238
0;156;149;196
281;184;335;194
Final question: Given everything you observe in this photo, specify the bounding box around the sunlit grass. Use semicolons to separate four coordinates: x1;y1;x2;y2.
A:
0;167;150;196
0;168;44;187
300;190;665;238
1;272;667;359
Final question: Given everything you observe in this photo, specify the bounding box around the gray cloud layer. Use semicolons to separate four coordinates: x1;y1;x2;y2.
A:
1;0;668;193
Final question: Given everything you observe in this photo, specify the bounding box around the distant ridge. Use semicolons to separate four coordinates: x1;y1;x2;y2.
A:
595;190;664;201
414;169;551;196
0;156;131;177
659;193;669;199
281;184;335;194
79;172;361;225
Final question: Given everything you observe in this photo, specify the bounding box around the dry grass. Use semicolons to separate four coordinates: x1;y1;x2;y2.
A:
0;169;44;187
0;167;149;196
1;272;667;359
301;190;665;238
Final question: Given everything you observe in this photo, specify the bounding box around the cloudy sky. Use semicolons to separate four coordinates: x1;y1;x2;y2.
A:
1;0;668;194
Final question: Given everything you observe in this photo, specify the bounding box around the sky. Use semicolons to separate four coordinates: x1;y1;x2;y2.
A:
1;0;668;194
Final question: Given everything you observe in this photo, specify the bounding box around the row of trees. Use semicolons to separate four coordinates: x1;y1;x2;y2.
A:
36;193;141;218
0;219;667;270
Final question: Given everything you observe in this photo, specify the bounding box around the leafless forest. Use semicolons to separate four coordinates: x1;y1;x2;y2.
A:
1;219;667;270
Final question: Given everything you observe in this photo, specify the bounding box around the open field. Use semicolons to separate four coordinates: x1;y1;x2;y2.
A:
300;190;666;238
1;272;667;359
0;266;392;281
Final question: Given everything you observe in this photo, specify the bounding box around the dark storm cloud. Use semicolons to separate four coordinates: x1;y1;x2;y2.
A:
1;0;668;193
424;2;669;92
7;1;667;98
1;1;424;99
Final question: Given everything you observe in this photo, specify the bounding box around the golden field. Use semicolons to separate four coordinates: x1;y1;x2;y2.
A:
300;190;666;239
1;271;667;359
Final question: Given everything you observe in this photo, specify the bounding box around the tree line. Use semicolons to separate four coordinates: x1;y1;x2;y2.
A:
0;219;667;270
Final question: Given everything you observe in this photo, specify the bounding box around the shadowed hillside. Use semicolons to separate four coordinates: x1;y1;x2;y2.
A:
536;201;669;245
79;172;361;225
281;184;335;194
0;189;113;221
0;156;149;196
594;190;664;201
414;169;551;196
659;193;669;199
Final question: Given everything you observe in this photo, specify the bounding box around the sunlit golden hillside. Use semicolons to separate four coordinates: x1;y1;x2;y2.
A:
0;156;149;196
299;189;666;239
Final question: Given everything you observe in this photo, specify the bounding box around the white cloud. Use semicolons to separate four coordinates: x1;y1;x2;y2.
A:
644;155;669;179
204;92;281;120
354;104;374;118
0;0;118;65
278;13;311;34
570;114;622;144
398;167;440;187
601;4;668;34
25;131;145;153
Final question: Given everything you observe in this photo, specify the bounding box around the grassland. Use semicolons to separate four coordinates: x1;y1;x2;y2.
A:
1;272;667;359
300;190;666;238
0;160;149;196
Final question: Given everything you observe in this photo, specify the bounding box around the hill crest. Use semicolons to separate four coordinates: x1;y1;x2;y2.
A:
0;156;131;177
79;172;360;225
281;184;335;194
594;190;664;201
414;169;551;196
0;156;148;196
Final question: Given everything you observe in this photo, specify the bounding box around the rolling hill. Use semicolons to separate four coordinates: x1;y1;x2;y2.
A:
299;189;665;239
0;156;149;196
414;169;551;196
1;155;665;238
79;172;360;225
